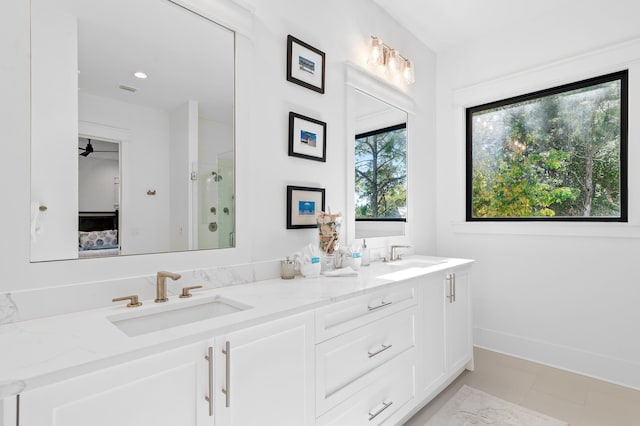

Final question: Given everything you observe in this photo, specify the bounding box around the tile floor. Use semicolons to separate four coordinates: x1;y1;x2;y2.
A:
404;347;640;426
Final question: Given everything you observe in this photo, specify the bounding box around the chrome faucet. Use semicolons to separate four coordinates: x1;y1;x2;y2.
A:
390;245;410;261
155;271;181;303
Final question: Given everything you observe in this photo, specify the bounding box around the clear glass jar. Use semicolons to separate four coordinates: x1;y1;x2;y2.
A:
321;254;336;273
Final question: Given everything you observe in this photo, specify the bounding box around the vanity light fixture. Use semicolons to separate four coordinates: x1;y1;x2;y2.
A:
367;36;415;84
133;71;148;79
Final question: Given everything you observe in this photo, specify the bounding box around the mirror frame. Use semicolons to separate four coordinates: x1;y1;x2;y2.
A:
344;61;415;245
29;0;254;264
26;0;255;285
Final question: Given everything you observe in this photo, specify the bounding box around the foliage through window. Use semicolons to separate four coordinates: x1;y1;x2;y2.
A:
467;71;627;221
355;123;407;220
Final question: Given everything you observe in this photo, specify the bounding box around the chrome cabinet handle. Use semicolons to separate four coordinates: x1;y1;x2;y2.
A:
368;300;392;311
446;274;453;303
222;341;231;407
368;344;392;358
204;346;213;416
452;273;456;303
368;400;393;421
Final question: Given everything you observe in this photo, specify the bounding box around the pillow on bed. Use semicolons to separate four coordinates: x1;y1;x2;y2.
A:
79;230;118;250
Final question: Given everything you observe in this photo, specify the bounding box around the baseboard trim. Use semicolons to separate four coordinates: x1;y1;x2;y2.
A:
474;327;640;391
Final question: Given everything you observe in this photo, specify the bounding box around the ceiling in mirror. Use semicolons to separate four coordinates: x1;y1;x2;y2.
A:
30;0;236;262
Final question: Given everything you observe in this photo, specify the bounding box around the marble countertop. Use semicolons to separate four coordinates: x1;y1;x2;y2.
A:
0;256;473;397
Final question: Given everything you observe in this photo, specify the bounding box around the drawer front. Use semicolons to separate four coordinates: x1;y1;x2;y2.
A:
315;281;417;342
317;350;415;426
316;307;416;414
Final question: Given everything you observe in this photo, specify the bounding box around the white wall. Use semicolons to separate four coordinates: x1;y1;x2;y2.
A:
1;1;436;290
245;0;436;261
436;22;640;387
79;92;171;255
169;101;198;251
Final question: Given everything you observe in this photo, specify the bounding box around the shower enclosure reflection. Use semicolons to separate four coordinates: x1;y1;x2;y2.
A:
196;151;235;250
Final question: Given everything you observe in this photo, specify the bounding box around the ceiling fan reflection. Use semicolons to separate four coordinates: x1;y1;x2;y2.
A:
78;139;118;157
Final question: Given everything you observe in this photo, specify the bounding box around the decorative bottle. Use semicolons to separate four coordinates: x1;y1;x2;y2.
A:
361;239;370;266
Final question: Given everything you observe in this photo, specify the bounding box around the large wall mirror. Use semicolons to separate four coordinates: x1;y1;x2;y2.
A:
353;90;408;239
346;63;414;241
30;0;235;262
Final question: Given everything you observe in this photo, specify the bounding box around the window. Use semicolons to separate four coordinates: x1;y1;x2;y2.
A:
355;123;407;221
466;70;627;221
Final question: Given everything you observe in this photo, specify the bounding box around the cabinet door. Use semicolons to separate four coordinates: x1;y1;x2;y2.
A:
0;396;17;426
446;268;473;374
417;274;446;396
214;312;315;426
20;342;211;426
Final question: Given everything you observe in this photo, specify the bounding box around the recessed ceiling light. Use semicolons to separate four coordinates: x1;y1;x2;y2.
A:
133;71;148;79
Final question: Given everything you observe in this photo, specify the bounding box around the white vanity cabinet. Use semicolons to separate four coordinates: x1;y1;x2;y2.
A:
315;280;418;425
18;312;315;426
213;312;315;426
445;267;473;374
19;342;211;426
416;265;473;407
10;258;473;426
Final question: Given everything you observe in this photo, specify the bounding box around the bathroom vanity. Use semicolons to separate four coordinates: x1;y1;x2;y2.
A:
0;256;473;425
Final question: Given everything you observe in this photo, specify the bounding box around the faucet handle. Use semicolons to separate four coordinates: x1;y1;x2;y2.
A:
112;295;142;308
179;285;203;298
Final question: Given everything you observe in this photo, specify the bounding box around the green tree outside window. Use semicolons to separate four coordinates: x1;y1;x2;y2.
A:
467;71;627;221
355;124;407;220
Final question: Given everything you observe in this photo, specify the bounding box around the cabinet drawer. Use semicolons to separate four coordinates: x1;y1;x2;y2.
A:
317;350;415;426
316;307;416;414
315;281;416;342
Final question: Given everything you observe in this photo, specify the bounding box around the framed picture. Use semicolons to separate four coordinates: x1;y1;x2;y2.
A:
287;185;325;229
288;112;327;162
286;35;325;94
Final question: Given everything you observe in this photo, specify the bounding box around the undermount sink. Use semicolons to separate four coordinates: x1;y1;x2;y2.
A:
384;258;447;269
376;257;448;281
109;296;251;337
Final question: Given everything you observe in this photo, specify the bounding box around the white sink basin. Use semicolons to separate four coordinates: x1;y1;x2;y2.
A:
376;257;448;281
384;258;447;269
109;296;251;337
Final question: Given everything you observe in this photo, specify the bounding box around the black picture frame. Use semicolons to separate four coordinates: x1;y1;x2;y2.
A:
288;112;327;162
286;35;325;94
286;185;325;229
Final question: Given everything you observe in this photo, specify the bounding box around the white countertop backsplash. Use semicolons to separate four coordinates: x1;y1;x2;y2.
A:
0;260;282;325
0;256;473;397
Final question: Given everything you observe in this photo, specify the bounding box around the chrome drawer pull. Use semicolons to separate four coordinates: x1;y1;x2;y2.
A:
204;346;214;416
368;400;393;421
367;300;392;311
452;272;456;303
222;341;231;407
368;344;392;358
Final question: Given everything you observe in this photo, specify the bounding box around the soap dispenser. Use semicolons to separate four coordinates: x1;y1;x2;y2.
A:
361;239;370;266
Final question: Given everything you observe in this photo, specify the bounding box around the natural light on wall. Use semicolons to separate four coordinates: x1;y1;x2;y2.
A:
367;36;415;85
